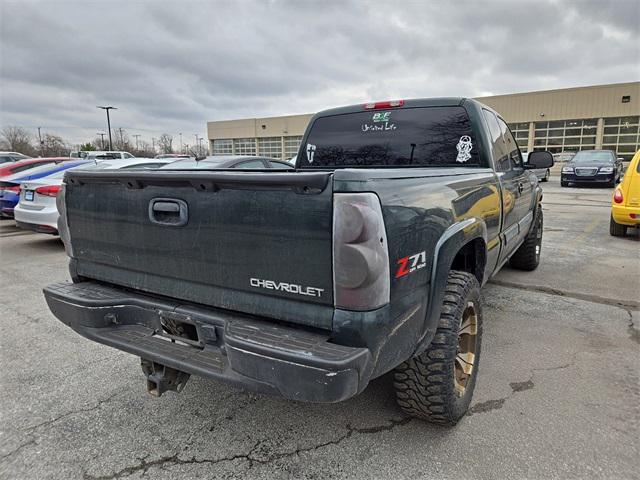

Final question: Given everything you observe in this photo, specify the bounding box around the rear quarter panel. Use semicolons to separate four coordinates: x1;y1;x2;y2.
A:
333;168;501;356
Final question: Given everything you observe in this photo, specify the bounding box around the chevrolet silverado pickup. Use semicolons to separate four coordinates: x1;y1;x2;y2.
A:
44;98;553;426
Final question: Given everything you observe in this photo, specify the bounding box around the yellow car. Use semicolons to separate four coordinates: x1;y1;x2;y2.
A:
610;149;640;236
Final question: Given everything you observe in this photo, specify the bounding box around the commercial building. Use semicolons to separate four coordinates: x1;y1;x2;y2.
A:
207;81;640;162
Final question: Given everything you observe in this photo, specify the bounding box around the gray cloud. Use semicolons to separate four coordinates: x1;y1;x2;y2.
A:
1;0;639;145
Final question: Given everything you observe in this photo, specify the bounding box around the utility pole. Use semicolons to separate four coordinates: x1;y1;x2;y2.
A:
97;132;106;150
133;134;141;151
97;106;117;150
194;134;200;156
37;127;44;157
118;128;125;149
179;133;183;153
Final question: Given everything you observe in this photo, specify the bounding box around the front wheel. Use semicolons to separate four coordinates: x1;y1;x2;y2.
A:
393;271;482;426
542;170;550;182
561;180;568;187
509;206;543;271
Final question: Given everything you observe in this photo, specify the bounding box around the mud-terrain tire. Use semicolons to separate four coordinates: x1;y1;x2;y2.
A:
509;207;543;271
609;215;626;237
393;271;482;426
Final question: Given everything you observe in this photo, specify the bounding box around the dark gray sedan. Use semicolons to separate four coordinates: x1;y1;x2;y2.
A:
161;156;294;170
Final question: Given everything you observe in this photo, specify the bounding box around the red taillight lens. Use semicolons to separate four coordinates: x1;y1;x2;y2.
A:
363;99;405;110
35;185;61;197
333;193;390;310
613;190;623;204
5;186;20;193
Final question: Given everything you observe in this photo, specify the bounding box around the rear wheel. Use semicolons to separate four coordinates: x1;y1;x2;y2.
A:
542;169;550;182
509;207;543;271
393;271;482;426
610;215;626;237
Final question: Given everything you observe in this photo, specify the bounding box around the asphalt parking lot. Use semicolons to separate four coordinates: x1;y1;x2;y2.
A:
1;176;638;480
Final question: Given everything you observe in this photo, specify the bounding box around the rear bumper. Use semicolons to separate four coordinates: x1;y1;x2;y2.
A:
14;204;58;232
612;205;640;226
43;281;372;403
16;221;58;235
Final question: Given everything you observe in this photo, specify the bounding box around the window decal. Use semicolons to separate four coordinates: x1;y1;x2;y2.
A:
306;143;316;163
456;136;473;163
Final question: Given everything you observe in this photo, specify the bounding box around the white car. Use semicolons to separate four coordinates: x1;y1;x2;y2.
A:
85;151;135;160
14;158;173;235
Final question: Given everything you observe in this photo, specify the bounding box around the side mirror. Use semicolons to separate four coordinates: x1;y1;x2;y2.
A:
525;151;554;169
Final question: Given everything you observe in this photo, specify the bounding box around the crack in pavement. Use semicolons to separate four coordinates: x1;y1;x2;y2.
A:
0;392;121;465
469;354;577;416
82;417;412;479
489;279;640;310
624;309;640;345
23;392;120;434
490;279;640;344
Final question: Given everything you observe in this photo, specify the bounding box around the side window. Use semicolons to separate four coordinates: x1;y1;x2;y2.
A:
498;118;523;170
482;110;510;172
268;160;291;169
12;162;53;173
234;159;266;169
123;153;134;159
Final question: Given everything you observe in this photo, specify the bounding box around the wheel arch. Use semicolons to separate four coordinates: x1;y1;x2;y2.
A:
414;218;487;356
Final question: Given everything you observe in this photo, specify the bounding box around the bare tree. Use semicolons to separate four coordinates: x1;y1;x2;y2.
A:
158;134;173;154
112;128;131;151
1;126;36;155
41;133;70;157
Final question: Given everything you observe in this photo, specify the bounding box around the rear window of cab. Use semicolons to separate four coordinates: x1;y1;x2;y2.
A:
298;106;479;168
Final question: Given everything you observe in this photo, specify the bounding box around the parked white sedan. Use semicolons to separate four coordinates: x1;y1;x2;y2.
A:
14;158;174;235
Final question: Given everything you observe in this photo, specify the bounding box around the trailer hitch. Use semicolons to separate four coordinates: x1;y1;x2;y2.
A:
141;359;190;397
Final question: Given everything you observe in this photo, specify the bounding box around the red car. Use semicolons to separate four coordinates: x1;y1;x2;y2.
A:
0;157;72;179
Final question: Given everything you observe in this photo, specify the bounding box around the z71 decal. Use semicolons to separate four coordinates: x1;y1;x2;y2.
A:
395;251;427;278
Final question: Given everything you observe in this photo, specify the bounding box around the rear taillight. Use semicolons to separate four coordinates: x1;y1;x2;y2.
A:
56;184;73;257
333;193;390;310
613;189;623;204
363;99;405;110
35;185;61;197
5;186;20;193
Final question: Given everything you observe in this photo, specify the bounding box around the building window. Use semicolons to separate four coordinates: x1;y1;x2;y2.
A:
532;118;598;154
508;123;529;152
602;116;640;162
284;136;303;160
212;139;233;155
257;137;282;159
233;138;256;156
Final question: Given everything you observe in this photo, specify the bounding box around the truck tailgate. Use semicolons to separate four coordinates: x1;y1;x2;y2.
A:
63;170;335;329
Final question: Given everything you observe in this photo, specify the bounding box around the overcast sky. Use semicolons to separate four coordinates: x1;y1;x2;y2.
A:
1;0;639;146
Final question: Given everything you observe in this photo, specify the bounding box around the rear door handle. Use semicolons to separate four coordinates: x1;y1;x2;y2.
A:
148;198;188;226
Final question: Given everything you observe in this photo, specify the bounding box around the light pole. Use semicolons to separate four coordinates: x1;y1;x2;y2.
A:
97;106;117;150
179;133;183;153
97;132;106;150
194;134;199;156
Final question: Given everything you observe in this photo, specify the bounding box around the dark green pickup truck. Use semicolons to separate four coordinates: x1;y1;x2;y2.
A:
44;98;553;425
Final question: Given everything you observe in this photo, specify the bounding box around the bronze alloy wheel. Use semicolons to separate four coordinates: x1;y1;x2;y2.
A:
454;301;478;396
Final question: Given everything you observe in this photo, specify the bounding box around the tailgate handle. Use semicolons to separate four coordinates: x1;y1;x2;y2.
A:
153;201;180;213
149;198;188;226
